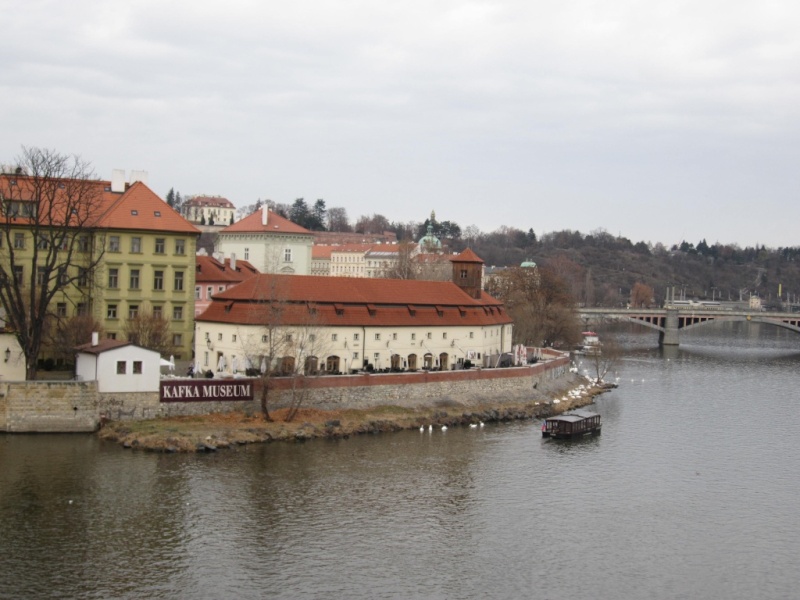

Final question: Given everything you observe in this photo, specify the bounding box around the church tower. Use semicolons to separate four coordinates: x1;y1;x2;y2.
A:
451;248;484;299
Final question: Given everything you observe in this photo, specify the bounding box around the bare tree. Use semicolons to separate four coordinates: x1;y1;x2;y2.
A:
0;147;106;379
378;242;418;279
583;334;622;384
124;311;177;356
630;282;655;308
327;206;351;232
237;276;332;422
50;314;103;365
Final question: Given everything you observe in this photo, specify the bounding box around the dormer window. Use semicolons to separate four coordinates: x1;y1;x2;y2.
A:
131;210;138;216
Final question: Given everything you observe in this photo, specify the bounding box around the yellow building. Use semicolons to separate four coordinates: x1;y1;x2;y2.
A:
1;172;200;366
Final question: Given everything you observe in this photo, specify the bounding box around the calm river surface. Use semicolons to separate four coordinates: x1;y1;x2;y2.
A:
2;322;800;599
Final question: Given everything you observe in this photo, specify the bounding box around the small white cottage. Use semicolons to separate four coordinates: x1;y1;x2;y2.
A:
75;335;160;393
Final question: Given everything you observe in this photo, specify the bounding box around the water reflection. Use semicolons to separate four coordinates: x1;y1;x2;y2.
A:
2;323;800;599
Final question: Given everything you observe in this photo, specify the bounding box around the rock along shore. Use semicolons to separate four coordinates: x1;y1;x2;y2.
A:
98;375;616;453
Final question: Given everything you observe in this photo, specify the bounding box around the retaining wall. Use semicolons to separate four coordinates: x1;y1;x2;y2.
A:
1;354;572;430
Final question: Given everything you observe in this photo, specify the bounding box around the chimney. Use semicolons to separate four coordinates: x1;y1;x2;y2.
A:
111;169;126;193
91;332;99;347
230;253;237;271
129;170;148;185
262;205;269;226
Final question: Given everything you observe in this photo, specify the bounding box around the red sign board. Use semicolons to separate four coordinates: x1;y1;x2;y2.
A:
160;379;255;403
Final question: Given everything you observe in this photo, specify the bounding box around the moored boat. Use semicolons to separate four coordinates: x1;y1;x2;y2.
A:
541;409;602;438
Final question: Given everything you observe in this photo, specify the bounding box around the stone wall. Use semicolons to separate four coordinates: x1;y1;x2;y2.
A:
0;355;572;430
1;381;99;433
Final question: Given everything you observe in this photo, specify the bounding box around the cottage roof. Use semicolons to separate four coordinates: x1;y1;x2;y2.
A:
74;339;133;355
195;255;259;284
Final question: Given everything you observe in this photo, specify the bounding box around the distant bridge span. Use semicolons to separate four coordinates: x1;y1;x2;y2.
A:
577;308;800;346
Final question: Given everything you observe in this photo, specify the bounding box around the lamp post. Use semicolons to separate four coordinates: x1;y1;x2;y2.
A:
4;347;10;363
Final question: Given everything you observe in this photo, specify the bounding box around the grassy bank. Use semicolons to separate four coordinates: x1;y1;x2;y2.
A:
98;379;615;452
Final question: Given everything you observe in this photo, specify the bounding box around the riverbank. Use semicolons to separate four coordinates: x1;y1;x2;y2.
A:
98;377;616;452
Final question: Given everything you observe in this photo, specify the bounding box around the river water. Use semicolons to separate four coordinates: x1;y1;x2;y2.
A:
2;322;799;599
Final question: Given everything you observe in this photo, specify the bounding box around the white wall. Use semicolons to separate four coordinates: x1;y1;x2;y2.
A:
0;333;26;381
76;346;160;392
217;234;312;275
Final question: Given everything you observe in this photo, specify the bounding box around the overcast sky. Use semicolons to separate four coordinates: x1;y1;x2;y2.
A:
2;1;799;247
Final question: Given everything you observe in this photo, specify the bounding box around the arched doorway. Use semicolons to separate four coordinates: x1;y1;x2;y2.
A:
280;356;295;375
304;356;318;375
439;352;449;370
391;354;402;371
326;355;340;373
423;353;434;369
407;353;417;371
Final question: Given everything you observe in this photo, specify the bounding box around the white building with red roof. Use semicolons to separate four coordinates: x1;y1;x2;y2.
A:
194;250;513;374
182;195;236;226
215;206;314;275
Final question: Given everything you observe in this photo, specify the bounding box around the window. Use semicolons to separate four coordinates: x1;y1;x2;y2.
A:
108;268;118;288
284;248;292;262
374;352;380;361
107;304;117;319
109;236;120;252
285;334;293;342
116;361;126;374
172;333;182;347
57;302;67;317
129;269;140;289
411;333;416;340
37;236;49;250
232;334;237;342
129;305;139;318
443;332;447;339
58;268;68;285
207;286;213;299
374;333;381;341
353;333;360;341
175;239;185;255
262;335;268;343
218;333;223;341
309;334;316;342
152;305;162;319
204;351;209;367
469;332;474;339
392;333;397;341
131;237;141;252
353;352;359;360
132;361;143;374
78;236;89;252
173;306;183;320
131;209;138;216
13;266;23;285
460;269;467;279
155;238;165;254
195;286;201;299
77;303;87;316
218;286;224;292
36;267;47;285
107;332;117;340
14;233;24;249
244;247;249;260
427;332;432;339
331;334;338;342
154;211;161;217
153;270;164;290
77;267;89;287
174;271;184;291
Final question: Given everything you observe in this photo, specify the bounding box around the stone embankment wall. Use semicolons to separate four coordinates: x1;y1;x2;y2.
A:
0;381;99;433
1;354;572;430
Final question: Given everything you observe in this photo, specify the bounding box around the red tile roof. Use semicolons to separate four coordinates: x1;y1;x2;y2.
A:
220;208;312;235
0;175;200;235
75;339;132;354
197;273;511;328
184;196;235;208
96;182;201;234
195;255;259;284
451;248;484;263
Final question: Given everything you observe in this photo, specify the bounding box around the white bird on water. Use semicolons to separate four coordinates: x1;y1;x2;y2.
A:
441;425;448;431
469;423;478;428
420;425;425;432
428;424;433;432
479;422;485;427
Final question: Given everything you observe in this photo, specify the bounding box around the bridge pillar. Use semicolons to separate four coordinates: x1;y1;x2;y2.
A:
660;309;680;346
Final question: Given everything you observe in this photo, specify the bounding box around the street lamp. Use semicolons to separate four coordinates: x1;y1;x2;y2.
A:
4;347;10;363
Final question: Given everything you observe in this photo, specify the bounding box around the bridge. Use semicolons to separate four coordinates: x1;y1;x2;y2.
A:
578;307;800;346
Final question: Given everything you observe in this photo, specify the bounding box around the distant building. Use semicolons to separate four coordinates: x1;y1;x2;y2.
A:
215;206;314;275
75;337;160;393
183;196;236;226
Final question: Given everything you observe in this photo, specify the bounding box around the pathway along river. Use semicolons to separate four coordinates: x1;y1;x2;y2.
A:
2;322;800;599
